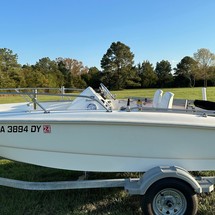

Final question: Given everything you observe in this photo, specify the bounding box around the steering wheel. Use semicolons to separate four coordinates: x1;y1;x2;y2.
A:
100;83;115;100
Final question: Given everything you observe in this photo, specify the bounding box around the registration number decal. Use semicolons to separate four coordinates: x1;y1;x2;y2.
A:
0;125;51;133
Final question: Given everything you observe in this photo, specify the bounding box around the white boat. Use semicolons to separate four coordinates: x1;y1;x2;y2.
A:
0;84;214;172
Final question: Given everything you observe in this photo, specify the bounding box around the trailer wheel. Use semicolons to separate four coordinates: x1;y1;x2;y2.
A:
141;178;198;215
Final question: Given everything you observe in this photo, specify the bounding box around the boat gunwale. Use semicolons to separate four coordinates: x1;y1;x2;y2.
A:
0;117;214;130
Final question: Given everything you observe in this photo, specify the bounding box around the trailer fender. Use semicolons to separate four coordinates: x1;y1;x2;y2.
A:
125;166;202;195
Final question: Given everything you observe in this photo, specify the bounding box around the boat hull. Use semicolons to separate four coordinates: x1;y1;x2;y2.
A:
0;111;214;172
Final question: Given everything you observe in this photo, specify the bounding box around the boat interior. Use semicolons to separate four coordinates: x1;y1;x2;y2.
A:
0;84;214;116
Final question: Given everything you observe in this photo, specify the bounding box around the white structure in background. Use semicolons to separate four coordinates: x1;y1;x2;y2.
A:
202;87;207;100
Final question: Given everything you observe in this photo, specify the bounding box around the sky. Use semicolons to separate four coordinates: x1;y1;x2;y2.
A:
1;0;215;69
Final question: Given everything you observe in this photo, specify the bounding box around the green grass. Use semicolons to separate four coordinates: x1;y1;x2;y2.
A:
112;86;215;101
0;87;215;214
0;160;142;215
0;95;72;104
0;160;214;215
1;86;215;104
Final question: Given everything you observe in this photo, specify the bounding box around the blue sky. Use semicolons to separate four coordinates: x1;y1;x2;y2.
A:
1;0;215;69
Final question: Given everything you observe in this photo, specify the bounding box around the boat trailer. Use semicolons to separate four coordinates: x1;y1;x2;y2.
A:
0;166;214;215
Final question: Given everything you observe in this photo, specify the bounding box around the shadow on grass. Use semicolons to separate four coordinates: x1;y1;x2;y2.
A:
0;159;142;215
0;159;215;215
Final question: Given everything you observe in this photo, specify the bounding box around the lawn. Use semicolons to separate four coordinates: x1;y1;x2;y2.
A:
0;160;142;215
0;87;215;104
0;87;215;215
0;160;214;215
0;86;215;104
112;86;215;101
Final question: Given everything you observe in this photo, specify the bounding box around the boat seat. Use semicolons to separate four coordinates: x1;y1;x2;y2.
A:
158;92;174;109
152;89;163;108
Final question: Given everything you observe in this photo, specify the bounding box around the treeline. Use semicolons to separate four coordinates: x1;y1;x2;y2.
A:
0;42;215;90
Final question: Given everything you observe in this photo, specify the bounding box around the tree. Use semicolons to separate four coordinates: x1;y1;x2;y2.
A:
56;58;88;88
125;66;141;89
81;67;101;88
155;60;173;87
0;72;16;88
56;58;88;76
193;48;215;87
209;66;215;86
34;57;64;87
22;65;47;87
138;61;158;88
0;48;22;87
174;56;198;87
101;41;138;90
7;69;26;87
0;48;20;72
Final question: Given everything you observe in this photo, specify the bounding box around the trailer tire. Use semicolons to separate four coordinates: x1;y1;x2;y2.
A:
140;178;198;215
